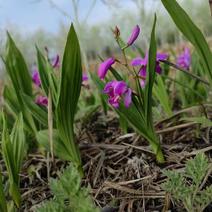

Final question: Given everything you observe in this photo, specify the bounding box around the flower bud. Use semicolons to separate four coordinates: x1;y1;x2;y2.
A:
127;25;140;46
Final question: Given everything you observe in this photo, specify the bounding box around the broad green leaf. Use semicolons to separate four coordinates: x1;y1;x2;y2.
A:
5;33;32;97
4;33;36;134
56;24;82;170
3;85;20;117
161;0;212;86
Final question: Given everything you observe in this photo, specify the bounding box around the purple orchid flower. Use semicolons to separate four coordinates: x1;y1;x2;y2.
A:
98;57;115;80
82;73;89;87
176;47;191;70
131;52;168;87
127;25;140;46
32;69;41;87
35;96;48;107
51;54;60;68
103;80;132;108
82;73;89;81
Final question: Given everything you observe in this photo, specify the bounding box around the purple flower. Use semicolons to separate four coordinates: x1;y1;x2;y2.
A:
35;96;48;107
131;52;168;87
82;73;89;82
176;47;191;70
138;67;147;88
51;54;60;68
103;80;132;108
98;57;115;80
127;25;140;46
82;73;89;87
32;69;41;87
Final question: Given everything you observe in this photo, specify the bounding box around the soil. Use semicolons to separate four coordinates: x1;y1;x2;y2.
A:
2;107;211;212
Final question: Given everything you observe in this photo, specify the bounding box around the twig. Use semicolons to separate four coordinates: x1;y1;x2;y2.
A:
156;122;197;134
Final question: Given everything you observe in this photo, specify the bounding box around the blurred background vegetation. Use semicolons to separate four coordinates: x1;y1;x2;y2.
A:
0;0;211;76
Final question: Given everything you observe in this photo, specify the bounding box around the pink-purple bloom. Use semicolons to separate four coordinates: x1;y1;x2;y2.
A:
98;57;115;80
82;73;89;81
82;73;89;87
131;52;168;87
176;47;191;70
32;69;41;87
103;80;132;108
51;54;60;68
35;96;48;107
127;25;140;46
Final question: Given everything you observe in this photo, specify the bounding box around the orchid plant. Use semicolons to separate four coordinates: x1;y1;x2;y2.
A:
93;16;166;163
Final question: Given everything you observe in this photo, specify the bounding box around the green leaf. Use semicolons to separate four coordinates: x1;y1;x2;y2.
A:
185;153;208;186
36;130;72;161
161;0;212;86
21;93;48;127
153;75;173;117
2;113;26;208
37;165;99;212
56;24;82;170
181;116;212;128
36;47;50;96
3;33;36;134
36;47;58;105
3;85;20;117
144;14;157;129
5;33;32;97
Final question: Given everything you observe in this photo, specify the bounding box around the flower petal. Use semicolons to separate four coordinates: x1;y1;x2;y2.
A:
82;73;88;81
176;47;191;70
52;54;60;68
124;88;132;107
156;53;168;61
98;57;115;80
36;96;48;106
32;69;41;87
114;81;127;95
155;63;162;74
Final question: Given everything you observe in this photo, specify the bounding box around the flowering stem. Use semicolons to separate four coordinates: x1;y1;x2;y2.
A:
48;90;54;163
